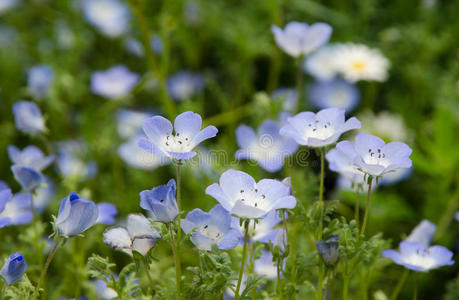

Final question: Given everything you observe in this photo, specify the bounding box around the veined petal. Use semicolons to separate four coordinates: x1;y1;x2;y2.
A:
231;200;266;219
174;111;202;139
143;116;172;142
217;229;241;250
189;126;218;149
219;169;256;202
205;183;233;212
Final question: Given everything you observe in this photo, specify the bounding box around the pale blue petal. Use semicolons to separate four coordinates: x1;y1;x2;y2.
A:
189;125;218;149
217;229;241;250
236;125;256;148
205;183;233;212
11;165;43;191
174;111;202;139
142;116;173;142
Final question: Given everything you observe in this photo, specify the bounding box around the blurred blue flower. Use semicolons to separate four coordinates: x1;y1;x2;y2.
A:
118;135;168;170
95;279;117;299
378;168;412;186
205;169;296;219
27;64;54;99
0;252;27;285
12;101;45;135
96;203;118;225
81;0;130;38
382;241;454;272
335;132;412;177
33;176;54;213
181;204;241;251
8;145;54;171
103;213;160;256
56;192;98;237
139;111;218;161
235;118;298;172
271;22;332;57
406;220;436;247
90;65;139;100
56;140;98;181
124;35;162;57
116;109;151;140
140;179;178;223
274;228;287;254
0;189;33;226
231;210;282;244
254;250;278;280
0;0;18;14
308;79;360;112
316;236;339;265
280;108;361;148
167;71;204;101
271;88;297;112
11;165;43;191
0;188;13;228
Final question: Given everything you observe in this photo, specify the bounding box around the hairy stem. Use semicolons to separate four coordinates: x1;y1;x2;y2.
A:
169;223;181;300
32;238;61;300
318;149;325;240
354;185;361;227
390;269;409;300
316;263;325;300
234;221;250;300
342;275;350;300
277;258;283;299
360;177;373;235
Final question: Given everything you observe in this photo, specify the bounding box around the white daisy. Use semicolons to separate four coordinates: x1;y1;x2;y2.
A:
333;43;390;82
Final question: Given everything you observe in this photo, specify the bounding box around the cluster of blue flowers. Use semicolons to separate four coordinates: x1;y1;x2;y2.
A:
1;11;456;300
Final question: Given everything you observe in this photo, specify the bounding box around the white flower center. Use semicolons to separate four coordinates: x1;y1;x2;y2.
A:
404;249;437;270
237;188;268;211
363;147;389;166
163;133;192;153
305;120;335;140
200;224;223;242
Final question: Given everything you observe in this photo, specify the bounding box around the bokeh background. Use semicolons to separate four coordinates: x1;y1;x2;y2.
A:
1;0;459;299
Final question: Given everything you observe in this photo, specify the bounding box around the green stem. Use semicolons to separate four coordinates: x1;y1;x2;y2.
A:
360;178;373;235
174;162;183;299
389;269;409;300
281;210;289;244
169;223;181;300
277;258;283;299
316;263;325;300
354;185;361;228
1;281;5;300
234;220;250;300
142;258;155;292
318;149;325;240
110;273;124;300
412;275;418;300
342;275;350;300
295;55;304;112
32;238;61;300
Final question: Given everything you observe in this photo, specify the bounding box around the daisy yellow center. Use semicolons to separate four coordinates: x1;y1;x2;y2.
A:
352;61;366;70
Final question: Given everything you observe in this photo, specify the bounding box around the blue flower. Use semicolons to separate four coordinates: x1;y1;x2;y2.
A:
12;101;45;135
81;0;130;38
378;168;412;186
406;220;436;247
326;147;364;184
235;118;298;172
303;46;339;81
231;210;283;244
116;109;151;140
280;108;361;148
167;70;204;101
56;140;98;180
335;132;412;177
27;64;54;99
103;214;160;256
95;278;118;299
118;135;169;170
140;179;178;223
0;190;33;226
0;252;27;285
56;192;99;237
271;22;332;57
205;169;296;219
33;176;54;213
0;188;13;228
139;111;218;160
254;251;278;280
308;79;360;112
316;236;339;265
382;241;454;272
11;165;43;191
96;203;118;225
90;65;140;100
8;145;54;171
181;204;242;251
274;228;287;254
271;88;297;112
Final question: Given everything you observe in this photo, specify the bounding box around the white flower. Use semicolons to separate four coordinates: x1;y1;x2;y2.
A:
333;43;390;82
81;0;130;38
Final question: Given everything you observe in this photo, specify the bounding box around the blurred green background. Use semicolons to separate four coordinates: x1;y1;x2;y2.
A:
1;0;459;299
